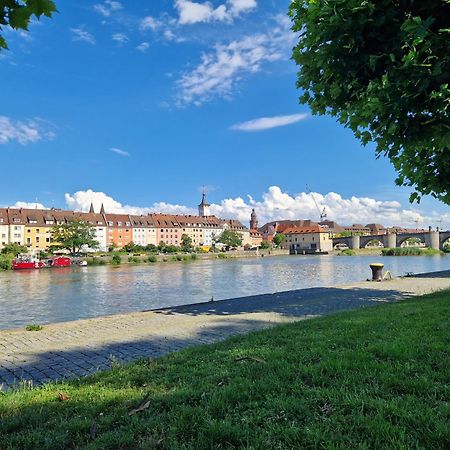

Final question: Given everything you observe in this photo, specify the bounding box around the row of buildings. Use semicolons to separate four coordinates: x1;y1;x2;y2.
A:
0;194;262;253
1;192;430;254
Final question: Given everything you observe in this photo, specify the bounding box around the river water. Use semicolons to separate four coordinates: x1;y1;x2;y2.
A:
0;255;449;329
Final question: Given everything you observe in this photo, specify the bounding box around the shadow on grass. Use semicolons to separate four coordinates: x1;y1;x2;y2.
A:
0;285;415;392
1;289;449;449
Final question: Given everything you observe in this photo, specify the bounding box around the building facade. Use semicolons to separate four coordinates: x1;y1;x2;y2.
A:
281;225;333;253
129;215;157;247
104;214;133;249
0;209;10;250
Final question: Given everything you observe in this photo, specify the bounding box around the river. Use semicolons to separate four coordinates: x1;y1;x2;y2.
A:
0;254;449;329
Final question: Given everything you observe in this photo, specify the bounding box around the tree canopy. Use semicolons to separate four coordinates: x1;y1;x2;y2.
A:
51;220;99;254
290;0;450;204
273;233;285;247
181;234;193;252
1;243;28;255
217;230;243;249
1;0;57;50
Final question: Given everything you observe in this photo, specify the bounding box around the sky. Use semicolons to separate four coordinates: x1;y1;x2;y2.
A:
1;0;449;228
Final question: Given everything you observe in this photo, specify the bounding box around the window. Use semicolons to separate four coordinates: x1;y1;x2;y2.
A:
36;237;40;243
13;218;20;223
118;221;122;226
108;221;113;226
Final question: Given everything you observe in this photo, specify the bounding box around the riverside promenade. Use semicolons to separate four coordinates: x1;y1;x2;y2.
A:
1;271;449;391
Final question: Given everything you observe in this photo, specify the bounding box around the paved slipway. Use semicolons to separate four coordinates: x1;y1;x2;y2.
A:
1;271;449;391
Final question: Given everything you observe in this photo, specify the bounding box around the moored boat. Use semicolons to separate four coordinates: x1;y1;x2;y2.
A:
12;255;71;270
12;256;43;270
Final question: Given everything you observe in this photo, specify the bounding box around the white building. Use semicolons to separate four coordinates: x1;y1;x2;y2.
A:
130;215;157;247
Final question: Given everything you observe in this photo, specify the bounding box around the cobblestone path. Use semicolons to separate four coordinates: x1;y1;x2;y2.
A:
1;272;449;390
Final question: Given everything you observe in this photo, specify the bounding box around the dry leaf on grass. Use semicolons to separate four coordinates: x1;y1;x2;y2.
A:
128;395;151;416
58;392;70;401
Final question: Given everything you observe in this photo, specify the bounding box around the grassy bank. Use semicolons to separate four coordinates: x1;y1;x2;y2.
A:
1;290;449;449
382;247;442;256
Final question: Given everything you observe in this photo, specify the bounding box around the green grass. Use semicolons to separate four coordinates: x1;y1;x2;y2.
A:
382;247;442;256
24;324;43;332
1;290;449;449
337;248;356;256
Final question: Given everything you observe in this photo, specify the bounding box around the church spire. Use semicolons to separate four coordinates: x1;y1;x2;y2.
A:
250;208;258;230
89;202;95;214
198;191;210;217
100;203;105;215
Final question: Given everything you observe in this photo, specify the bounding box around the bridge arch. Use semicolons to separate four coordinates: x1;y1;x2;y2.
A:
440;232;450;251
397;234;426;248
360;236;384;248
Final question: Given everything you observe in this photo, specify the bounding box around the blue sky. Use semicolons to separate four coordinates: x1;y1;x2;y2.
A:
1;0;448;227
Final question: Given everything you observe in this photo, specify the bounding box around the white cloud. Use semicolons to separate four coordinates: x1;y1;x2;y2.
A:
209;186;446;228
229;0;257;14
94;1;123;17
112;32;129;44
64;190;195;216
175;0;256;25
175;18;295;105
0;116;55;145
139;16;162;31
109;147;130;157
10;201;47;209
62;187;450;229
70;27;96;45
136;42;150;52
232;113;309;131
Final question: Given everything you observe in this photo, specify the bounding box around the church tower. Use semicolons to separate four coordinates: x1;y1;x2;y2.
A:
250;208;258;230
198;192;210;217
89;202;95;214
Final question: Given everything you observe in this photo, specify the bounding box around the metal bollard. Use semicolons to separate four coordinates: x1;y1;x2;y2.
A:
369;263;384;281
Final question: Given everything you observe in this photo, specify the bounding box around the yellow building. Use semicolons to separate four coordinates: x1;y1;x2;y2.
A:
22;210;55;252
0;209;10;250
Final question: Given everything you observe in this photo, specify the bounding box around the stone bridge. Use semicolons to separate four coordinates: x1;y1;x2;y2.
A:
332;230;450;251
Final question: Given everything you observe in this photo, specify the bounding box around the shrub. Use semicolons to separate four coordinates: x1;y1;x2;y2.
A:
164;245;179;254
128;256;139;263
382;247;441;256
443;243;450;253
190;253;198;260
338;249;356;256
217;253;227;259
86;258;107;266
25;324;43;331
0;254;13;270
147;255;157;263
112;254;122;265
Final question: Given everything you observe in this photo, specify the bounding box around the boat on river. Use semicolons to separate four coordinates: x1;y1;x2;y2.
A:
12;256;71;270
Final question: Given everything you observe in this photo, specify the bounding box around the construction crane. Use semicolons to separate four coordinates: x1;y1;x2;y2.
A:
306;185;327;222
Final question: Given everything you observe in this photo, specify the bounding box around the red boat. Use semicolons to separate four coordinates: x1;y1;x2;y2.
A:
12;256;71;270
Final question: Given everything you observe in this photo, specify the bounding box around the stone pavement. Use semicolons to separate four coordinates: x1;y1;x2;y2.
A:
1;271;449;391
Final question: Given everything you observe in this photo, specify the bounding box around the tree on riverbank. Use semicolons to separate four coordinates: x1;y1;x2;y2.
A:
216;230;243;249
1;243;27;255
51;220;99;254
290;0;450;204
0;0;57;50
181;234;193;252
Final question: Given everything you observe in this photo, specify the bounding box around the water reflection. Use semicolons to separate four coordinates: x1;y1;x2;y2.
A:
0;255;448;329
